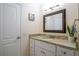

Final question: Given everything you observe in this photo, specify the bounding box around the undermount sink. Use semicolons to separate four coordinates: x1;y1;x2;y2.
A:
36;36;55;39
35;35;67;40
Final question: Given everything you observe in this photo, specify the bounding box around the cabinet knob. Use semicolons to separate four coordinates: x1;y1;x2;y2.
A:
17;36;21;39
64;52;66;54
61;51;67;55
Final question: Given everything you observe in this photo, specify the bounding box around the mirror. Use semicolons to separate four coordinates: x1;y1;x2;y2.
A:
43;9;66;33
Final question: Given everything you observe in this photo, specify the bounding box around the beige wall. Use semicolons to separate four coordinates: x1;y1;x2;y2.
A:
40;3;78;36
21;3;42;55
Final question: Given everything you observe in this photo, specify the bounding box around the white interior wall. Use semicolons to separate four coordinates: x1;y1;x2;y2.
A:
21;3;42;55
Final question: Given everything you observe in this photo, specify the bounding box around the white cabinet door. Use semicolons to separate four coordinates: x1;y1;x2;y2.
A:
30;39;35;56
0;46;4;56
74;50;79;56
0;4;21;56
57;46;74;56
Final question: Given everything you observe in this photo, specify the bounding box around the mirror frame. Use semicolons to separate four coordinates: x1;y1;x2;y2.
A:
43;9;66;33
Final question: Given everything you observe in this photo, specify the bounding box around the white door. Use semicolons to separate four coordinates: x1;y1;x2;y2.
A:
0;4;21;56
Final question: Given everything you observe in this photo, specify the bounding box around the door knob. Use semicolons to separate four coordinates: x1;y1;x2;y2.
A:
17;36;21;39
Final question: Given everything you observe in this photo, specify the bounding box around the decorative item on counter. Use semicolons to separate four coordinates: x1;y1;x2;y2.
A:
67;24;77;42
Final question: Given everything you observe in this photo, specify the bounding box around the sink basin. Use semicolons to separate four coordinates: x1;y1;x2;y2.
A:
35;35;66;40
36;36;55;39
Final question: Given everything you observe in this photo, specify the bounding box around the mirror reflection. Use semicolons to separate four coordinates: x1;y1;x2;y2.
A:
43;9;66;33
45;13;62;30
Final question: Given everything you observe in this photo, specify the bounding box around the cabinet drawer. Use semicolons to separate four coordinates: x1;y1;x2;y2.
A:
35;46;55;56
46;50;55;56
35;46;46;56
57;46;74;56
35;40;56;52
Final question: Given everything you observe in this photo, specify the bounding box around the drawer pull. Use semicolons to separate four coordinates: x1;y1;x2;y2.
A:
64;52;66;54
61;51;67;55
41;51;46;54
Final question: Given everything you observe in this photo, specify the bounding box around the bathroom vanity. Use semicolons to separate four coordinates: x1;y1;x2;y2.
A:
29;34;79;56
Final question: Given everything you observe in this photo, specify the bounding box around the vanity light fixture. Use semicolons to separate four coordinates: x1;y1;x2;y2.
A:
49;4;60;10
44;4;60;11
43;3;64;11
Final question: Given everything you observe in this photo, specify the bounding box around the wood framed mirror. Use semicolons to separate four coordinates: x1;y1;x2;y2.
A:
43;9;66;33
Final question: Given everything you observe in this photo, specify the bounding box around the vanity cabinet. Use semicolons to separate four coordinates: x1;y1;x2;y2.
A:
30;38;79;56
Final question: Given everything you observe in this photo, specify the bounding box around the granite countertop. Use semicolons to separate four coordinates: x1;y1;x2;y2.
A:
29;34;76;50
